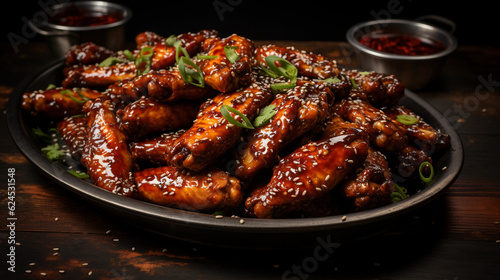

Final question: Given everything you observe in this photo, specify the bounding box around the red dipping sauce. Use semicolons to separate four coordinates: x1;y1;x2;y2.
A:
49;7;122;27
359;34;446;56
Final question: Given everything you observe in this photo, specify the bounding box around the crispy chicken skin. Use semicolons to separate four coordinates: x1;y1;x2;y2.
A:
334;98;408;153
21;87;102;118
235;81;333;182
384;105;450;152
169;81;273;172
134;166;243;213
81;98;136;197
130;130;184;165
65;42;115;66
200;34;255;93
343;69;405;108
57;116;88;160
118;97;199;139
245;133;368;218
255;44;340;79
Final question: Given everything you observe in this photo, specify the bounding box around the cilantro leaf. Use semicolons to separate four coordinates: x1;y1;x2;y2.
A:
41;143;65;161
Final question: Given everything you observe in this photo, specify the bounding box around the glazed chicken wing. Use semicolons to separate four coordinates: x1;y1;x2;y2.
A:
169;81;273;172
134;166;243;213
65;42;115;66
62;62;137;89
81;98;136;197
245;133;368;218
234;81;332;182
334;99;408;153
384;105;450;152
199;34;255;93
343;69;405;108
118;97;200;139
255;44;340;79
57;116;88;160
130;130;184;166
21;87;102;118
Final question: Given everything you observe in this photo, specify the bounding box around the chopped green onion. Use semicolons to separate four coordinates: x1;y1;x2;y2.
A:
135;46;153;76
349;77;358;89
98;56;123;67
60;89;85;104
197;54;219;60
220;104;254;129
397;114;419;125
174;41;190;64
253;105;277;127
419;161;434;184
359;71;372;75
165;35;178;46
178;56;205;88
322;77;341;84
46;84;57;90
224;46;240;63
264;55;298;81
391;183;408;202
270;82;295;92
123;49;135;61
258;67;279;78
68;170;90;179
32;127;53;144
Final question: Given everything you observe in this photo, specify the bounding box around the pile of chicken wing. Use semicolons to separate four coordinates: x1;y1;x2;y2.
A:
21;30;450;218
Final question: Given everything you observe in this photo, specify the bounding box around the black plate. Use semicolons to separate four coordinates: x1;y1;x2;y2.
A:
7;60;463;249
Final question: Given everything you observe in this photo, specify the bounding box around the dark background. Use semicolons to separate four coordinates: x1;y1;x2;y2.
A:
0;0;496;53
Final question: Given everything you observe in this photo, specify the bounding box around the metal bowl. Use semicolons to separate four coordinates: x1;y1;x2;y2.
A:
346;17;457;90
29;1;132;58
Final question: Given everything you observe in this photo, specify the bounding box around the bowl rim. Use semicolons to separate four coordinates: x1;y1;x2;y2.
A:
44;1;133;31
346;18;458;60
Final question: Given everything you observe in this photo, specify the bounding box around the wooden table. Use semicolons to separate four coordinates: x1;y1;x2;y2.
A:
1;41;499;279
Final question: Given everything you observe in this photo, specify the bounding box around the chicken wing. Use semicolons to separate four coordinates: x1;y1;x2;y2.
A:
57;116;88;160
342;70;405;108
255;44;340;79
384;105;450;152
199;34;255;93
65;42;115;66
169;81;273;172
21;87;102;118
245;133;368;218
62;62;137;89
334;99;408;153
118;97;199;139
134;166;243;213
81;98;136;197
234;81;332;182
130;130;184;166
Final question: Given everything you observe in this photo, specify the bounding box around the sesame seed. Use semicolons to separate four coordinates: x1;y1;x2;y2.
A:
341;215;347;221
40;272;47;276
59;270;65;274
25;270;32;273
240;219;245;224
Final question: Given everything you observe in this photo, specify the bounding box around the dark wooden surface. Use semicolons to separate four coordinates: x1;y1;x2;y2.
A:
1;40;499;280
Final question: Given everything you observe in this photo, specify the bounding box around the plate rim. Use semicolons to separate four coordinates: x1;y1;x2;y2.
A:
6;59;464;238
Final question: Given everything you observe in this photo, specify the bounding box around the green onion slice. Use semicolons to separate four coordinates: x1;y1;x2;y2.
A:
220;104;254;129
264;55;298;81
322;77;341;84
253;105;277;127
224;46;240;63
419;161;434;184
165;35;178;46
135;46;153;76
68;170;90;179
98;57;123;67
60;89;85;104
397;114;419;125
349;77;358;89
123;49;135;61
270;81;296;92
391;183;408;202
175;42;190;63
178;56;205;88
197;54;219;60
46;84;57;90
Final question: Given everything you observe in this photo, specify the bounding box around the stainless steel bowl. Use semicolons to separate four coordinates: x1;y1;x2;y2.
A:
346;17;457;90
29;1;132;58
